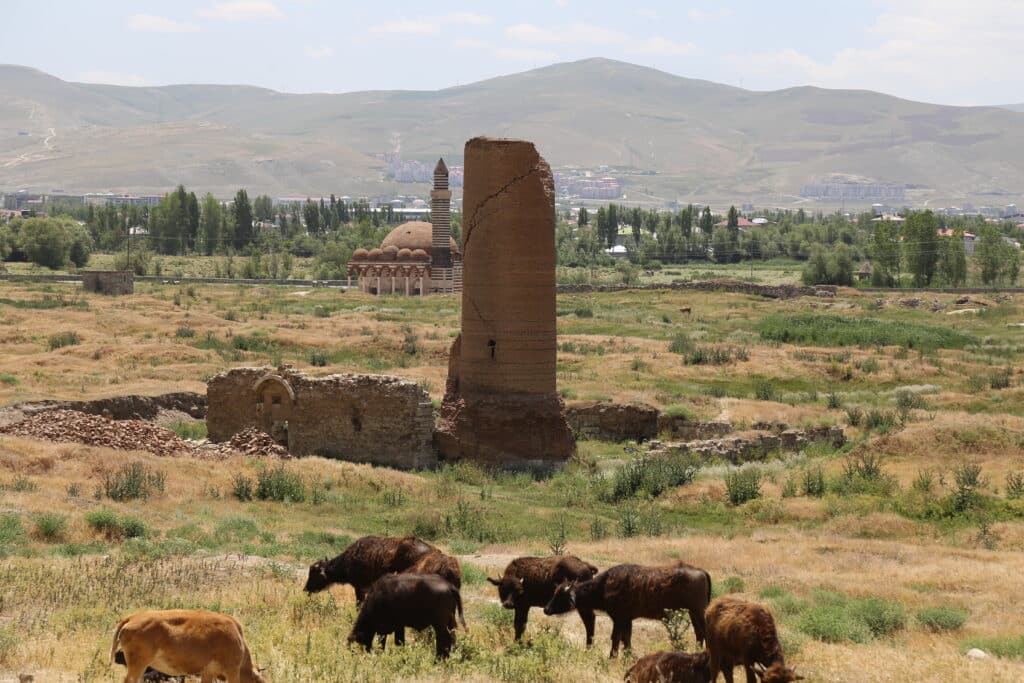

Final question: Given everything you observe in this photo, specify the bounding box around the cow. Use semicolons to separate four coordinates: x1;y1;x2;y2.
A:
544;562;712;657
705;597;803;683
109;609;266;683
625;651;712;683
403;549;463;589
487;555;599;646
347;573;466;659
303;535;436;602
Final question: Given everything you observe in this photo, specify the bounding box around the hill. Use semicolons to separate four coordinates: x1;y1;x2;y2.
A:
1;59;1022;205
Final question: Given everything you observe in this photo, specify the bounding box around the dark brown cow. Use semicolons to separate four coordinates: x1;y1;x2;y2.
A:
303;535;436;602
625;651;712;683
705;597;803;683
347;573;466;659
544;562;712;657
403;549;462;589
487;555;599;646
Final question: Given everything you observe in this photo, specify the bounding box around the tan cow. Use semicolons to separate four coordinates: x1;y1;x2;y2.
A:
110;609;266;683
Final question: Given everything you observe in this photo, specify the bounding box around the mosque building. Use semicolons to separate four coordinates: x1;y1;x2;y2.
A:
347;158;462;295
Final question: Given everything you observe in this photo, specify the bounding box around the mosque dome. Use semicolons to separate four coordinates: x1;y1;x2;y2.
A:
379;221;459;257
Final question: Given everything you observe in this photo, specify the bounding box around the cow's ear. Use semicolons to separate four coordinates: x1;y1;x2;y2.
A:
487;576;501;586
515;577;525;589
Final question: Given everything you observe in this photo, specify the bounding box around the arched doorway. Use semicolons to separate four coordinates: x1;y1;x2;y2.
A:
253;374;295;447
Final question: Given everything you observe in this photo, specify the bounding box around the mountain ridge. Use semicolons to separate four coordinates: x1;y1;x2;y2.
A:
0;58;1021;205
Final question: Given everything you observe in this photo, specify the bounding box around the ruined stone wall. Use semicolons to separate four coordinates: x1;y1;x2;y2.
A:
647;425;845;465
81;270;134;295
657;416;734;441
555;279;820;299
437;138;575;467
565;402;659;442
206;367;435;469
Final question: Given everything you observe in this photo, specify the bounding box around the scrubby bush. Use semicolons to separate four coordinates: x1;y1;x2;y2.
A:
753;380;777;402
603;452;700;502
255;465;306;503
232;473;255;501
47;331;80;350
801;466;826;497
669;334;693;355
85;509;148;540
917;606;968;632
724;468;762;505
103;462;165;501
31;512;67;542
758;313;973;351
309;349;328;367
1005;472;1024;500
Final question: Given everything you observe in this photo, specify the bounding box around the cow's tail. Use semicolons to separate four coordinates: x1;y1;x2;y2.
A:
705;570;713;605
109;616;129;665
455;589;468;631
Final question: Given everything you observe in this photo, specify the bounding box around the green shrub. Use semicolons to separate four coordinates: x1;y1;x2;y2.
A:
7;474;37;492
864;408;897;432
669;334;694;355
895;390;928;411
313;305;331;318
103;462;165;501
912;468;937;494
724;468;762;505
859;357;880;374
589;517;609;541
85;509;148;540
801;466;826;497
826;392;842;410
174;326;196;338
47;331;80;350
1005;472;1024;500
960;636;1024;660
32;512;67;542
797;605;872;643
849;597;906;637
232;473;255;501
255;465;306;503
603;452;700;502
917;606;968;632
574;306;594;318
845;406;863;427
168;421;206;440
232;333;275;353
758;313;973;351
664;609;692;650
990;368;1013;390
309;349;328;367
950;461;986;514
753;380;777;402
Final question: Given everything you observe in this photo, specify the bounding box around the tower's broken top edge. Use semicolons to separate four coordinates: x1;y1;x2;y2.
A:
465;136;539;150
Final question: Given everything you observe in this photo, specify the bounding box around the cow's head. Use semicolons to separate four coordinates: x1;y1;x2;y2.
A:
487;574;526;609
347;626;373;652
543;580;576;616
753;663;804;683
303;558;333;593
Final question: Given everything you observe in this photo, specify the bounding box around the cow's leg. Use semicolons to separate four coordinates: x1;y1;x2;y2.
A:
394;626;406;646
690;606;707;645
708;653;722;682
434;624;454;659
378;632;388;651
354;586;366;604
513;606;529;642
122;661;147;683
721;661;735;683
578;607;596;648
743;666;758;683
609;620;623;658
622;620;634;654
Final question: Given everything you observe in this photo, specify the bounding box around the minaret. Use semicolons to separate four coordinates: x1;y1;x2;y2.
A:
431;158;452;269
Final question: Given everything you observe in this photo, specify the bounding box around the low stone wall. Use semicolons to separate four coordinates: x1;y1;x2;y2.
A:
207;366;435;469
565;402;659;442
647;425;845;464
556;279;819;299
4;392;205;422
657;416;733;440
81;270;134;295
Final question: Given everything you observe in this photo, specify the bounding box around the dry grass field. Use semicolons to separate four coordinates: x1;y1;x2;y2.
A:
2;280;1024;681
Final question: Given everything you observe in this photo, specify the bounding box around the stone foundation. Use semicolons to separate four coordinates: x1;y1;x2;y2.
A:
565;402;659;442
657;415;733;441
647;425;845;464
207;366;435;469
82;270;134;295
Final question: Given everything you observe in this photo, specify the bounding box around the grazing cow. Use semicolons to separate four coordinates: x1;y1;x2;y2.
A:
347;573;466;659
403;549;463;589
487;555;599;646
679;307;692;316
705;597;803;683
625;651;712;683
109;609;266;683
303;535;436;602
544;562;712;657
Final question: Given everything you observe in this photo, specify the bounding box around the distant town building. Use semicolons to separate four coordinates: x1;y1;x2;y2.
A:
553;170;622;199
800;182;905;201
938;228;977;255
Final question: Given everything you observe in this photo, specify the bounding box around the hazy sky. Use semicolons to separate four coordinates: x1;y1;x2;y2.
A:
3;0;1021;106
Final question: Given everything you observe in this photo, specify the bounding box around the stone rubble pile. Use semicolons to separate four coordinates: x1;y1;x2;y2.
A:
0;410;290;460
0;409;191;457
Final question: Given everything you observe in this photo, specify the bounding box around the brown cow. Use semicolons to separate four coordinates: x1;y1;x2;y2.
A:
544;562;712;657
705;597;803;683
303;535;436;602
487;555;599;646
403;549;462;589
109;609;266;683
347;573;466;659
625;651;712;683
